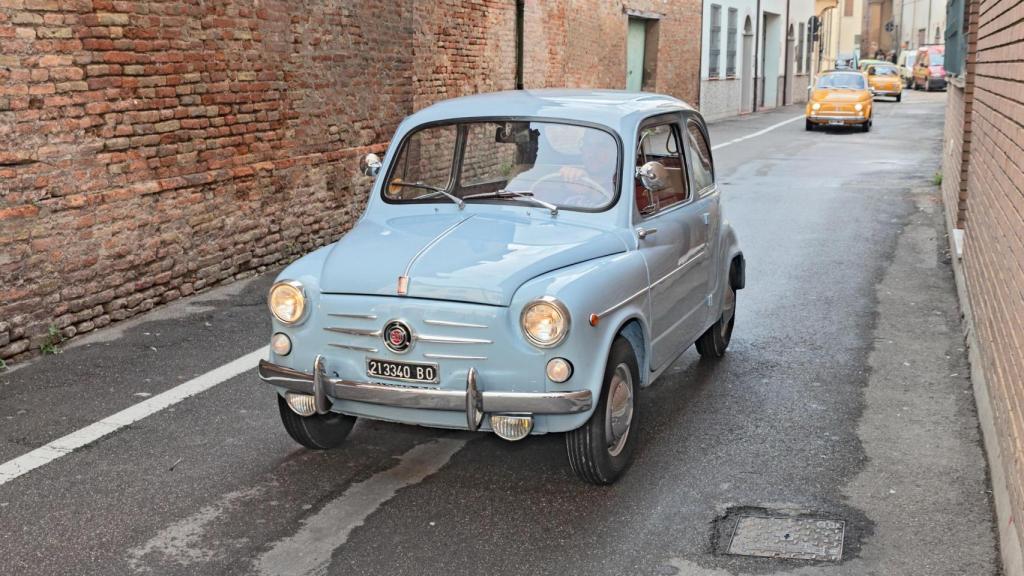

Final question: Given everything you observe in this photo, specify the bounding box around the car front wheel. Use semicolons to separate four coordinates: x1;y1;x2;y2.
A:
277;395;356;450
566;337;639;485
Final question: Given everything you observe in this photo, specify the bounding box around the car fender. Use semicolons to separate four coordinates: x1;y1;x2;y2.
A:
509;250;652;432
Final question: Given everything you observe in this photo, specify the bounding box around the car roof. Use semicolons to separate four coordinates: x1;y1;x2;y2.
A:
821;69;866;76
405;89;695;131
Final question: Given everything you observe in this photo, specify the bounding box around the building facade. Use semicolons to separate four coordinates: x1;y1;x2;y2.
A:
700;0;816;121
940;0;1024;571
893;0;946;53
0;0;702;363
814;0;864;69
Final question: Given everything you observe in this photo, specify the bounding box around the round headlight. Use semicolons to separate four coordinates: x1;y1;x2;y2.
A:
811;102;821;111
521;298;570;348
269;281;305;324
854;103;864;112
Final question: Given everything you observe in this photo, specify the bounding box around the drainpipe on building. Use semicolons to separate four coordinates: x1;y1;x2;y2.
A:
783;0;791;105
753;0;761;112
515;0;524;89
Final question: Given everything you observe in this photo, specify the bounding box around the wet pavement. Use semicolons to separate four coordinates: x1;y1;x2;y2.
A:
0;90;1000;576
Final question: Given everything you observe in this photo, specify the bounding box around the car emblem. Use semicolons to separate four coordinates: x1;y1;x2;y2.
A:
383;320;412;353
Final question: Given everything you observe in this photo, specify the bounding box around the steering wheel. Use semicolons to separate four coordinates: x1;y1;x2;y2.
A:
527;170;612;207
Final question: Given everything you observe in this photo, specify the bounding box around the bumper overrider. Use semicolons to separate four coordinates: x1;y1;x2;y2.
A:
258;356;593;432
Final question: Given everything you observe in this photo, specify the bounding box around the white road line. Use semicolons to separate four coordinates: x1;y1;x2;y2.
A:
712;114;805;150
0;346;268;487
255;438;467;576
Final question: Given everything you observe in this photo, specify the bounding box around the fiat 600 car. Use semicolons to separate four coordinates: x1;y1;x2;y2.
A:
259;89;745;484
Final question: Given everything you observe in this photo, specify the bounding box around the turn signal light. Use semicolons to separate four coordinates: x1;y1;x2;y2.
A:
285;393;316;417
491;415;533;441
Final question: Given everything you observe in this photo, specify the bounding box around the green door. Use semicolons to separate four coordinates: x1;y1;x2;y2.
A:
627;18;646;91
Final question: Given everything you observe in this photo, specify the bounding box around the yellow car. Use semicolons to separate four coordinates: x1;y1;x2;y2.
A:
865;63;903;101
806;71;874;132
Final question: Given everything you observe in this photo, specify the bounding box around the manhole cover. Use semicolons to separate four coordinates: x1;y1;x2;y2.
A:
727;516;845;562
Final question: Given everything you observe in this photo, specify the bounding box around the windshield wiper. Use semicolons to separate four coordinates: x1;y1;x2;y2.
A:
389;180;464;209
463;190;558;216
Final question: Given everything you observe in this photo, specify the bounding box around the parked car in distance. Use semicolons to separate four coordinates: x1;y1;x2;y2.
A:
259;89;745;485
857;59;889;72
865;63;903;101
806;70;874;132
897;50;917;87
913;45;946;91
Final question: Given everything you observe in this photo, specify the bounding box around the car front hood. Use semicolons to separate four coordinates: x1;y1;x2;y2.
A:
812;89;870;103
318;212;627;306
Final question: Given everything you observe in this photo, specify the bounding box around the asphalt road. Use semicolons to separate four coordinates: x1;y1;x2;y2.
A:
0;90;999;576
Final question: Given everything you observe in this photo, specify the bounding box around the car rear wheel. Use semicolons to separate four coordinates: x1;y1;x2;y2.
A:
277;395;356;450
566;337;639;485
695;282;736;358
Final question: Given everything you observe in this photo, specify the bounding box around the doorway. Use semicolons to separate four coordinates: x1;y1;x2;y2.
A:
627;18;647;91
741;16;754;113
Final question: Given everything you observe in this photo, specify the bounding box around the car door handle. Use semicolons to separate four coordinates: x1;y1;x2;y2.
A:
636;227;657;239
702;212;710;225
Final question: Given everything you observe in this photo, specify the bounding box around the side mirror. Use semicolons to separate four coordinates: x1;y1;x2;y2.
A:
637;161;668;193
360;153;382;177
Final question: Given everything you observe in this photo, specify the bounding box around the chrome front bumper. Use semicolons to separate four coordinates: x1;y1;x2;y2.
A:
258;357;593;431
809;115;868;124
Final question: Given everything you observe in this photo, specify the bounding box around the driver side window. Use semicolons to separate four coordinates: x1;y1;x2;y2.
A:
635;123;688;216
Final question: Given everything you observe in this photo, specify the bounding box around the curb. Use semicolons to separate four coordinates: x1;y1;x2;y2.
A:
945;225;1024;576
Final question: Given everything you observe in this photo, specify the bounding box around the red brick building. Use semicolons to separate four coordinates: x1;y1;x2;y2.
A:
942;0;1024;570
0;0;701;363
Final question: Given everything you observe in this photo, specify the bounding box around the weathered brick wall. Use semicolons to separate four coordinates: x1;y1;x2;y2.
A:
0;0;410;360
943;0;1024;555
0;0;702;362
523;0;702;105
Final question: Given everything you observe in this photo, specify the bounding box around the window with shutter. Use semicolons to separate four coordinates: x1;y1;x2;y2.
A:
710;5;722;78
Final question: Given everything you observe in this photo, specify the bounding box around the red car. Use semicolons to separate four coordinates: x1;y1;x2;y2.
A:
912;45;946;91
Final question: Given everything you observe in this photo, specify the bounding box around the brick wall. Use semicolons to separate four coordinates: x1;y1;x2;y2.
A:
523;0;702;101
0;0;701;363
941;0;1024;556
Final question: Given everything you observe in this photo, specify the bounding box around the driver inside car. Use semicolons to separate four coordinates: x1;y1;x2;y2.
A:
524;123;617;206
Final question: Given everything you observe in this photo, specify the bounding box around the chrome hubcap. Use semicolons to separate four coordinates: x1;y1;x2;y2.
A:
605;363;634;456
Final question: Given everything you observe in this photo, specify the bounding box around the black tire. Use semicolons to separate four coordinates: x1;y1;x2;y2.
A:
695;282;736;359
805;119;814;131
896;93;902;103
862;119;871;132
277;395;356;450
566;337;639;485
923;79;931;92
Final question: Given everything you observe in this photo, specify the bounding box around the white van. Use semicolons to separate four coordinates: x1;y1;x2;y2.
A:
898;51;917;88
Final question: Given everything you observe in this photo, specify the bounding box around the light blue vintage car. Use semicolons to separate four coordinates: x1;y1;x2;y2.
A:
259;89;745;484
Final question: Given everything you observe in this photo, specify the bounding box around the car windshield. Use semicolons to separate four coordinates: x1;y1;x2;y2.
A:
384;120;619;211
870;65;899;76
816;73;867;90
929;53;944;66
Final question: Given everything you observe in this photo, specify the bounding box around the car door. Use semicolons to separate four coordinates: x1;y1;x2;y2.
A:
682;115;719;327
633;115;710;371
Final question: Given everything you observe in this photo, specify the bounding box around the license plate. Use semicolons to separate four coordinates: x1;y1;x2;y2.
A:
366;358;439;384
828;121;845;126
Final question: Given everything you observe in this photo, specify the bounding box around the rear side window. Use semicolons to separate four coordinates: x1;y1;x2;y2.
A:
685;120;715;192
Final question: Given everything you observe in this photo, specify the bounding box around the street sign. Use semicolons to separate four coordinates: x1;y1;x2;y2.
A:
885;21;895;32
